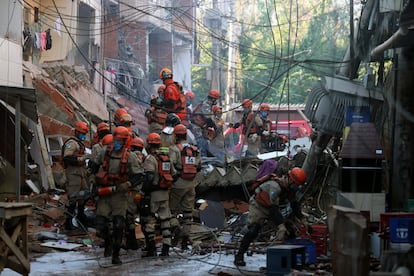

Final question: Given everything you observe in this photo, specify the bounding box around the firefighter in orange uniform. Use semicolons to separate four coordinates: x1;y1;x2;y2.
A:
234;161;307;266
89;126;142;265
142;133;177;257
168;124;201;250
159;68;186;122
62;121;89;231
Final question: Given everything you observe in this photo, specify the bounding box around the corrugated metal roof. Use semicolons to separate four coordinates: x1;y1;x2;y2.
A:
0;85;38;121
339;122;384;159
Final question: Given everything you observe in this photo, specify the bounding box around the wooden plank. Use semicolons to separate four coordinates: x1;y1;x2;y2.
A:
40;241;83;250
0;203;32;220
0;226;30;272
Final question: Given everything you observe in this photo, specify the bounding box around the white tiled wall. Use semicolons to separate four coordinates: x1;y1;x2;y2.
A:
0;39;23;87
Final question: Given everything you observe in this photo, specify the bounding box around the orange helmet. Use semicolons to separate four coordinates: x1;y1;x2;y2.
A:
212;105;222;114
130;137;145;148
174;124;187;135
159;68;173;80
288;167;307;185
185;91;195;101
97;122;110;132
242;99;253;108
75;121;89;134
147;133;161;145
114;108;128;122
102;134;113;145
260;103;270;111
113;126;130;139
208;89;220;99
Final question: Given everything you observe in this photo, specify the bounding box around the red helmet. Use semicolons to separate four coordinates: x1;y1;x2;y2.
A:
97;122;110;132
174;124;187;135
260;103;270;111
242;99;253;108
147;133;161;145
288;167;307;185
159;68;173;80
157;85;165;96
102;134;113;145
185;91;195;101
113;126;130;139
212;105;222;114
75;121;89;134
208;89;220;99
130;137;145;148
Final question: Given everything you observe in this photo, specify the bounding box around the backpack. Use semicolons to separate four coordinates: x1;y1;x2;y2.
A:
155;152;174;189
177;143;198;180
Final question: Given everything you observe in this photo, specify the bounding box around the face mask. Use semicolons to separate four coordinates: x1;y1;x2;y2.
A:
114;141;123;151
79;134;87;141
243;109;249;115
261;111;268;117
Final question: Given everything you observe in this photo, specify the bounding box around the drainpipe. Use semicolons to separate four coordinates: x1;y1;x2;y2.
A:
371;26;409;58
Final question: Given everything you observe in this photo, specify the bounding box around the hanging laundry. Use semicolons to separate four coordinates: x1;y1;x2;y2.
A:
54;18;61;36
23;27;32;51
34;32;41;49
45;29;52;50
40;32;47;51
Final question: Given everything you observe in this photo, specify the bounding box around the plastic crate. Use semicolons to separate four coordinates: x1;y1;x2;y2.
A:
389;218;414;243
310;224;328;256
379;212;414;240
284;238;316;264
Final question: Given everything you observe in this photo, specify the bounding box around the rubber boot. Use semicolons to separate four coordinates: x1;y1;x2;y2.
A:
142;240;156;258
104;239;112;257
234;253;246;266
234;223;260;267
126;228;139;250
181;236;191;251
112;216;125;265
159;244;170;256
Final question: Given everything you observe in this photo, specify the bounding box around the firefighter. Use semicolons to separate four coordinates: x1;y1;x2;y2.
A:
159;68;186;122
92;121;111;145
89;126;143;265
142;133;177;257
113;108;137;137
209;105;226;163
161;113;181;148
169;124;201;250
61;121;90;231
237;99;263;157
234;161;307;266
183;90;195;127
145;85;168;134
191;89;220;157
124;137;145;250
258;103;272;153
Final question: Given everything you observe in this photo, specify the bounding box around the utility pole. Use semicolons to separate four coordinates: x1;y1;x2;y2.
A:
210;0;220;92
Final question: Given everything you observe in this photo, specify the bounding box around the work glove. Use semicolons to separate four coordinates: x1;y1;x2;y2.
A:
275;223;289;241
262;130;270;136
250;133;258;143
